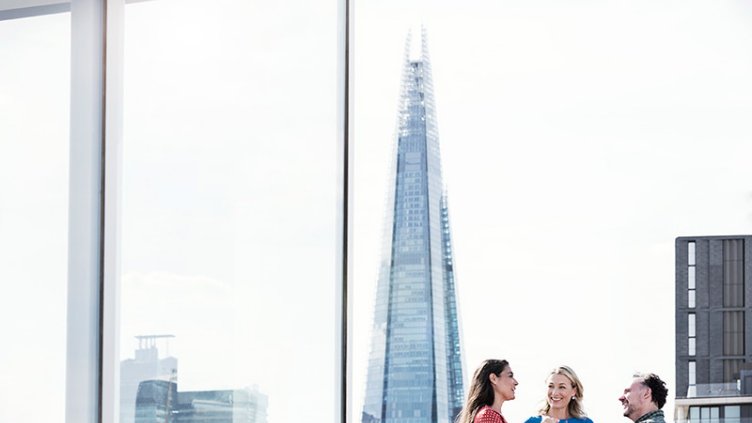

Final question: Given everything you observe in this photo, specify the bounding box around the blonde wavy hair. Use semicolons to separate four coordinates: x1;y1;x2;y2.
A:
537;365;587;418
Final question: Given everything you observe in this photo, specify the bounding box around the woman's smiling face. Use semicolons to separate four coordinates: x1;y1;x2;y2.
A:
547;373;576;413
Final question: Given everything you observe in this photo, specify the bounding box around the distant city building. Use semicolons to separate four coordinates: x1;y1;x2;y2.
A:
361;29;465;423
675;236;752;423
123;335;267;423
121;335;178;423
134;381;268;423
134;379;176;423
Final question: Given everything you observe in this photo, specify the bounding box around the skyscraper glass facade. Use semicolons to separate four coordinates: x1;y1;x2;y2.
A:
362;30;465;423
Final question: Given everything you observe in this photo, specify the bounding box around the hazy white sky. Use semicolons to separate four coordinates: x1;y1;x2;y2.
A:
4;1;752;423
353;2;752;423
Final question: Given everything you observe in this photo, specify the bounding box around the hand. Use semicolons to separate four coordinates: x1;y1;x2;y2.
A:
541;416;559;423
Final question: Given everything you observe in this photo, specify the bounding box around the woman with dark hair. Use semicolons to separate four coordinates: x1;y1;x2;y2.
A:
456;359;518;423
525;366;593;423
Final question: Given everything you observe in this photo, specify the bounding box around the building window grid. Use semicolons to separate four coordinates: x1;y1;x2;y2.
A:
682;240;750;405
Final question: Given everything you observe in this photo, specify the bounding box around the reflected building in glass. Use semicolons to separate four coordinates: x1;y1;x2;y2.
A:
362;29;465;423
121;335;178;423
123;335;268;423
134;381;268;423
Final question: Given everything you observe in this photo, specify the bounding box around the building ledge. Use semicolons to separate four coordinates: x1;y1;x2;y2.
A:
675;396;752;407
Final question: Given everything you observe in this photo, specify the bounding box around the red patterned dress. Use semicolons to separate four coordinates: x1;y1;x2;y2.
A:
475;405;509;423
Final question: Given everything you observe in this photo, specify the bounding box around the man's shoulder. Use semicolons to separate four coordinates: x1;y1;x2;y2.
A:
638;410;666;423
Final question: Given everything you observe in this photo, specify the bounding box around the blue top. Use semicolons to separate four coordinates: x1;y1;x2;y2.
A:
525;416;593;423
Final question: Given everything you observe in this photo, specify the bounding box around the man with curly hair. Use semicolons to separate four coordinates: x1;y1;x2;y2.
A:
618;372;669;423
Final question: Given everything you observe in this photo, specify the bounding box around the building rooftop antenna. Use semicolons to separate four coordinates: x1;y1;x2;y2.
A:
135;334;175;356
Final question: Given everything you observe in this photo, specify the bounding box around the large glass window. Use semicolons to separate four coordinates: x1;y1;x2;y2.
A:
690;407;700;423
0;11;70;423
119;1;338;422
702;407;720;423
8;2;752;422
725;406;741;423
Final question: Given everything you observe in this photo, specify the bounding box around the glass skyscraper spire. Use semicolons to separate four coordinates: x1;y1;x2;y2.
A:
362;29;465;423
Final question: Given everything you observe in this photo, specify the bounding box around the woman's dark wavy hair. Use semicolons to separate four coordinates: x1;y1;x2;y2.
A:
455;359;509;423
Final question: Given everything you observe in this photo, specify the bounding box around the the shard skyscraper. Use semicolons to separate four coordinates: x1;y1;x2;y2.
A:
362;29;465;423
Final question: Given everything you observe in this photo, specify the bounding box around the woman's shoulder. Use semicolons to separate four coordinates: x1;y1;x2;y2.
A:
524;416;543;423
474;406;503;423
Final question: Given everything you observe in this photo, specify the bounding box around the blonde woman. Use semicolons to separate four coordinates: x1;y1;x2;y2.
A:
456;359;518;423
525;366;593;423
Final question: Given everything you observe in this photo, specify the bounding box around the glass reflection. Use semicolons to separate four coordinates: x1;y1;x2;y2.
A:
120;0;337;422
